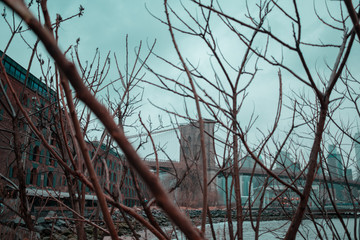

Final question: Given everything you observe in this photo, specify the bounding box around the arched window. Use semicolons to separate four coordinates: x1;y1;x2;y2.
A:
47;172;53;187
50;132;56;146
32;146;40;162
62;176;66;186
49;155;54;166
30;168;37;185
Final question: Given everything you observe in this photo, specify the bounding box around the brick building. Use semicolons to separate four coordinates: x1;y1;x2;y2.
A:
0;50;147;207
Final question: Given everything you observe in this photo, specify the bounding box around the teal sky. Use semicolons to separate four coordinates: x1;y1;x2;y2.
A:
0;1;359;164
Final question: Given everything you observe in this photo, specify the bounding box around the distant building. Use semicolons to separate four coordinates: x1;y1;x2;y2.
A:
355;132;360;173
277;151;293;169
327;145;344;179
242;155;257;169
276;151;301;174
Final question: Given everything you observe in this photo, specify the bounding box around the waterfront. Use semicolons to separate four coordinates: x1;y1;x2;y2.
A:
121;218;358;240
207;218;357;239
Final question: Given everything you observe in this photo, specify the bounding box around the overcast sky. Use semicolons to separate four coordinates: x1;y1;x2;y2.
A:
0;1;359;163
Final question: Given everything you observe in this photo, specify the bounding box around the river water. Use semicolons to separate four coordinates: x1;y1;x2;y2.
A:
130;218;358;239
200;218;357;239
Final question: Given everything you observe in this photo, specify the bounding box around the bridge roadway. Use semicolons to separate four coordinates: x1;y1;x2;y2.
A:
144;159;360;187
144;159;181;172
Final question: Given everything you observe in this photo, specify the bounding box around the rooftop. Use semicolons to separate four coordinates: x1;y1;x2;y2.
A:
0;50;56;101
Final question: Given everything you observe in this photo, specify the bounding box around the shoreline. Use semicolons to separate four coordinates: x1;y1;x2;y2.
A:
1;208;357;239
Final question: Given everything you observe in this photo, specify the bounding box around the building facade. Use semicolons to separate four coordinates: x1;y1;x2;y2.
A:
0;50;147;208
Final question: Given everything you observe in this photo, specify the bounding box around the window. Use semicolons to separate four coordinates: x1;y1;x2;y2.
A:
32;146;40;162
14;69;21;79
50;137;56;146
12;166;18;178
9;65;15;75
33;82;39;91
20;73;26;82
50;132;57;146
30;168;37;185
4;61;10;71
37;173;42;187
47;172;53;187
47;151;54;166
62;176;67;186
27;77;33;88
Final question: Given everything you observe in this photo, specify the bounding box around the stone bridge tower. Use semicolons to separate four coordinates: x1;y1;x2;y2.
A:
178;120;218;207
179;120;216;168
